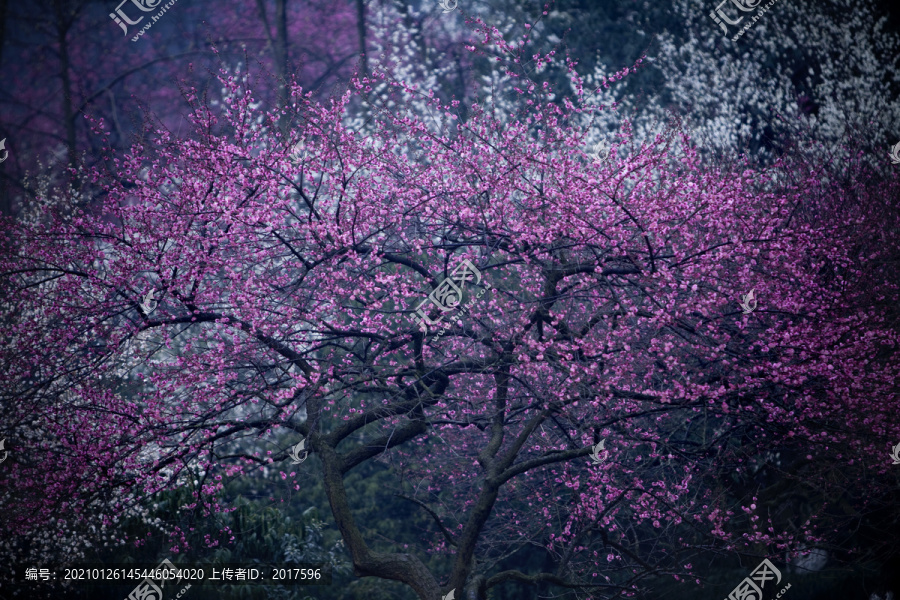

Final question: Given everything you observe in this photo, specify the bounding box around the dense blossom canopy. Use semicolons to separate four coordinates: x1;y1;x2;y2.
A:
1;10;900;600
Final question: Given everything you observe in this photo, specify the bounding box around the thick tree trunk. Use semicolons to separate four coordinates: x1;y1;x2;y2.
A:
464;572;487;600
317;440;442;599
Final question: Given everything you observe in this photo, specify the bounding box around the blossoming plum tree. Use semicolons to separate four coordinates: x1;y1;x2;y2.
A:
2;26;899;600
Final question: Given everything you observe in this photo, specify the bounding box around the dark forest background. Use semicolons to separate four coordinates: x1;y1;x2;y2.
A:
2;1;900;599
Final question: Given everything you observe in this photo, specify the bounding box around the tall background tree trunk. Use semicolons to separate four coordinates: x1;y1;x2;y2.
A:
356;0;367;77
54;0;76;168
257;0;290;130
